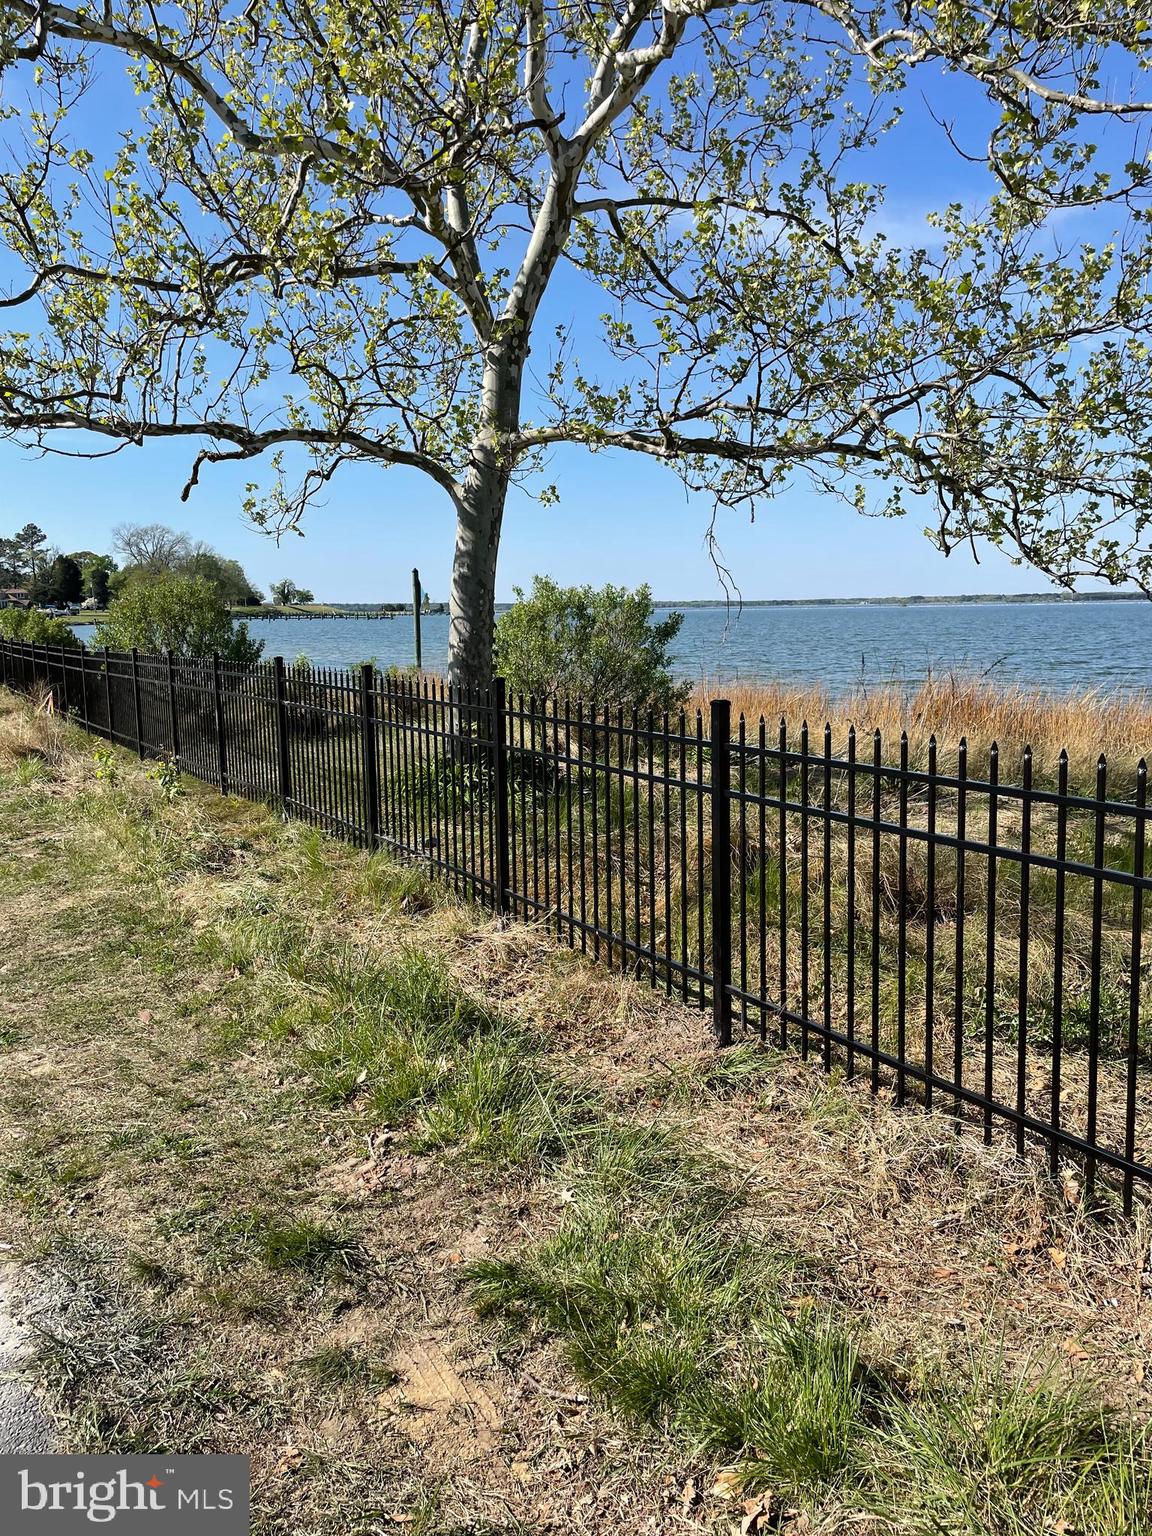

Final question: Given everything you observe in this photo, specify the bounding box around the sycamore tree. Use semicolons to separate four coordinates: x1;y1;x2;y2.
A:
2;4;1152;685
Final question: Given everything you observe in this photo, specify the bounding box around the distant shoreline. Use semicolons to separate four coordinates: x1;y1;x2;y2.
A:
654;592;1148;609
231;591;1149;613
65;592;1148;625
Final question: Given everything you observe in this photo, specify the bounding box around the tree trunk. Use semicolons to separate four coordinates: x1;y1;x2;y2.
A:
448;346;525;691
448;454;508;691
448;162;582;690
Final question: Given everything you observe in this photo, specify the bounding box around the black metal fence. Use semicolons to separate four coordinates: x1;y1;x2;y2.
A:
3;638;1149;1207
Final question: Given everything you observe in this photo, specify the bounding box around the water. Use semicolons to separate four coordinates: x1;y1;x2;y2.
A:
73;599;1152;694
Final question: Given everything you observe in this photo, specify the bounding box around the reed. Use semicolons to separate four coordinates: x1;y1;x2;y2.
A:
691;674;1152;789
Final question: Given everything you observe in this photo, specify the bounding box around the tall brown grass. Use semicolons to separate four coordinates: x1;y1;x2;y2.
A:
0;683;69;770
690;674;1152;789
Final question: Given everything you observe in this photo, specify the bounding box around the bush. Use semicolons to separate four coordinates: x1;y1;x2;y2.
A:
494;577;689;714
0;607;80;648
94;574;263;664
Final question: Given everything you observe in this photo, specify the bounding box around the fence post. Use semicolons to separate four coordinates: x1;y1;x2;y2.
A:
78;644;89;728
492;676;512;916
273;656;292;813
130;647;144;757
55;645;68;716
412;567;422;670
710;697;734;1047
166;650;180;762
360;662;381;849
212;652;228;792
102;647;113;740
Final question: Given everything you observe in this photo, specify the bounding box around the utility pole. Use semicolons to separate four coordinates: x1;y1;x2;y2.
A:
412;567;422;670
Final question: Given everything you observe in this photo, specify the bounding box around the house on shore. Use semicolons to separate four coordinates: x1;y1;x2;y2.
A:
0;589;29;609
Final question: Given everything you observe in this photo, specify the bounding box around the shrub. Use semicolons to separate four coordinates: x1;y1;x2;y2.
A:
0;607;80;648
493;577;689;714
95;574;263;664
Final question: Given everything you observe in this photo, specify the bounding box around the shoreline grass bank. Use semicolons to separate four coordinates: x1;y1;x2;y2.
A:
688;674;1152;784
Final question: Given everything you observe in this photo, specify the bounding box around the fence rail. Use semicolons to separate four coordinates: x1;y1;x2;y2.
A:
3;637;1149;1208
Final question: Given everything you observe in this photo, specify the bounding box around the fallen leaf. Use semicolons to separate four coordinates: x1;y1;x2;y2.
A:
680;1477;699;1513
1048;1247;1067;1269
710;1467;742;1500
275;1446;303;1475
1062;1337;1090;1363
741;1499;768;1535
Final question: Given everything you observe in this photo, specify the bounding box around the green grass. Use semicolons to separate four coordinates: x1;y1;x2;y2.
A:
0;692;1148;1536
247;1216;368;1277
466;1122;873;1503
868;1356;1150;1536
289;1344;398;1390
467;1131;1149;1528
290;944;597;1163
220;912;1151;1529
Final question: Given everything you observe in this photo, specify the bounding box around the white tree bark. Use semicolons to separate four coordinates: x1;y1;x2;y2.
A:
448;156;583;689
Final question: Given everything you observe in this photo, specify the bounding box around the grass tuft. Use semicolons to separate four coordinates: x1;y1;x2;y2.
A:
289;1344;397;1390
220;1214;369;1278
866;1354;1149;1535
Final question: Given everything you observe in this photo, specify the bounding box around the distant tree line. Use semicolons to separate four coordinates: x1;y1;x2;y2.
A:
0;520;268;609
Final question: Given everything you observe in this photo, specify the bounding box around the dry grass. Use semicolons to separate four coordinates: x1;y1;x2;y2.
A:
691;674;1152;787
0;682;70;771
0;689;1149;1536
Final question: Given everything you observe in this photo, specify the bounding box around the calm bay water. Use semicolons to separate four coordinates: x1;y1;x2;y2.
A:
200;600;1152;695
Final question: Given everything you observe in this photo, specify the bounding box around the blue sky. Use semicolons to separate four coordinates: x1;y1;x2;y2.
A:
0;31;1138;605
0;431;1075;605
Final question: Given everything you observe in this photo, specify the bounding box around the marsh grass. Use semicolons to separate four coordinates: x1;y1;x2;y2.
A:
694;674;1152;789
